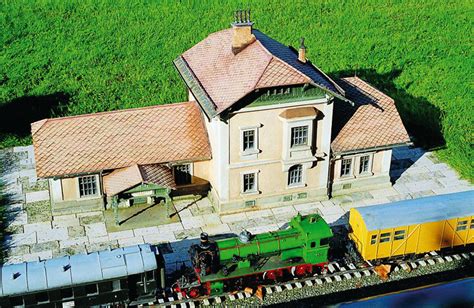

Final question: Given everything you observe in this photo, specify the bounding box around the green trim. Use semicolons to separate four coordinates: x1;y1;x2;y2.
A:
247;85;326;108
173;56;217;118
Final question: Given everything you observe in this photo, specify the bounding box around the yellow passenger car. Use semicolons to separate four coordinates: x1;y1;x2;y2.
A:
349;191;474;261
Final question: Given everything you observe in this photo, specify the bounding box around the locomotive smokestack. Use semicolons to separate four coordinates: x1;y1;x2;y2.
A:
200;232;210;248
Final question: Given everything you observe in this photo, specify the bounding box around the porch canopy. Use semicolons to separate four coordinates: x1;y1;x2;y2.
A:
103;164;176;196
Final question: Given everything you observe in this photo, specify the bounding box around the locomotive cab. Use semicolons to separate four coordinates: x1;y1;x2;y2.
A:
189;233;219;276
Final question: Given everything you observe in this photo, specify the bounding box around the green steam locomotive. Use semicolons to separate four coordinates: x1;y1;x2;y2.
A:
175;213;333;298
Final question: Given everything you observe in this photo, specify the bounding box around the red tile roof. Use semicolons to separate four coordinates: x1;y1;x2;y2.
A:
103;164;176;196
32;102;211;178
177;28;345;117
331;77;411;154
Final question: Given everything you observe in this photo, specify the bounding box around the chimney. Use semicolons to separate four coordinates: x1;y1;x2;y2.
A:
298;37;307;63
231;9;256;54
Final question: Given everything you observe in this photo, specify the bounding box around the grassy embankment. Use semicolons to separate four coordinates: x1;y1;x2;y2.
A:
1;0;472;180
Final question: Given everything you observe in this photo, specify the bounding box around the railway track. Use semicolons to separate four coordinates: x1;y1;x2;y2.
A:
155;250;474;307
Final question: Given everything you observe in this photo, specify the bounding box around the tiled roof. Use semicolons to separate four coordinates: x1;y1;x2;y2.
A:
103;164;176;196
32;102;211;178
331;77;411;154
176;28;345;118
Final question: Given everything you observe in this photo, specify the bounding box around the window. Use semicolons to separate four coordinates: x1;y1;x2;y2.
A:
310;241;316;248
174;164;192;185
36;292;49;303
112;280;122;291
370;234;377;245
145;271;155;281
60;288;73;299
341;159;352;177
394;230;406;241
288;164;303;186
242;129;255;151
291;126;308;147
456;220;468;231
10;296;23;306
379;232;391;243
85;284;98;295
242;173;256;193
320;238;329;246
78;175;97;197
359;155;370;174
99;281;113;293
470;219;474;229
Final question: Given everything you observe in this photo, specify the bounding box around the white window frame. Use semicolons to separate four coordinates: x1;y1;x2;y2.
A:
287;164;304;188
239;125;260;159
355;153;374;177
340;157;353;178
240;170;259;195
78;175;99;198
173;163;193;185
290;126;309;148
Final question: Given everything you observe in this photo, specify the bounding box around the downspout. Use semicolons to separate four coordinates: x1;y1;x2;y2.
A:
326;154;335;199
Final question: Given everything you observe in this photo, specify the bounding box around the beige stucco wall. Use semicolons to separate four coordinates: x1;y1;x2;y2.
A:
332;149;393;195
221;99;332;208
193;160;211;182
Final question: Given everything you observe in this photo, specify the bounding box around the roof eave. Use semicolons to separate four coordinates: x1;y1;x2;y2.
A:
309;81;354;106
331;141;413;157
173;56;218;119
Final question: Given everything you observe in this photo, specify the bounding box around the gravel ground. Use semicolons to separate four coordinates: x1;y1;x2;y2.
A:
211;256;473;307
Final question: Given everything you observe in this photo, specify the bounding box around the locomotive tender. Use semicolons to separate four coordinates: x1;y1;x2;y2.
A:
1;191;473;306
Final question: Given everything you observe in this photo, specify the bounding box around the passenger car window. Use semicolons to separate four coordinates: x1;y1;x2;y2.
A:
36;292;49;303
85;284;98;295
379;232;391;243
394;230;405;240
370;234;377;245
456;220;468;231
60;288;73;299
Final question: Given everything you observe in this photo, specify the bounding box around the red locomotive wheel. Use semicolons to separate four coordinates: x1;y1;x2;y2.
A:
188;287;200;298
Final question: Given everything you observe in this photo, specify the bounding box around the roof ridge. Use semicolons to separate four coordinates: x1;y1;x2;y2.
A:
32;101;194;125
252;53;277;89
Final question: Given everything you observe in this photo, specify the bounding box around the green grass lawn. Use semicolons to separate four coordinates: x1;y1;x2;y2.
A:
1;0;472;180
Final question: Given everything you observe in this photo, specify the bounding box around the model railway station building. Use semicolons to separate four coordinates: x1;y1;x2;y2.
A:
31;14;411;215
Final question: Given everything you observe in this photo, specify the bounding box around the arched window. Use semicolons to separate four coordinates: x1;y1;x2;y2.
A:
288;165;303;186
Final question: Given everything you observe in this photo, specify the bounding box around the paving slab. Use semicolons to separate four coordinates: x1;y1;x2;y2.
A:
84;223;108;237
220;212;247;223
37;227;68;243
133;226;159;236
108;230;135;240
143;232;176;244
118;236;145;246
60;237;89;248
181;215;206;229
25;190;50;203
201;223;231;235
6;232;37;246
23;221;52;233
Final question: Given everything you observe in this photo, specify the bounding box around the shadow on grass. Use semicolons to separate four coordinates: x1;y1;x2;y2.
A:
332;69;445;150
0;93;70;143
